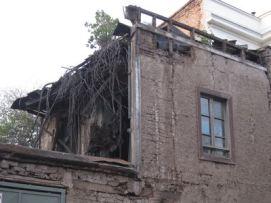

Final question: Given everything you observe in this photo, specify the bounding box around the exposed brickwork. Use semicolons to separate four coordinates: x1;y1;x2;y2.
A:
138;29;271;202
1;27;271;203
0;160;63;181
0;159;138;202
170;0;204;30
0;158;182;202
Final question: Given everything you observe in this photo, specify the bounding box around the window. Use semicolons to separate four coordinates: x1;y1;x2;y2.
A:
198;88;234;163
0;181;65;203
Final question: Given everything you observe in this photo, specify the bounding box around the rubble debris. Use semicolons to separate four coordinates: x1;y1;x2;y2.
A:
12;38;130;160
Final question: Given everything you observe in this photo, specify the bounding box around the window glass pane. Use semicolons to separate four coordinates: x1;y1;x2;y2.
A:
223;151;229;158
201;116;210;135
214;100;223;119
215;138;225;148
203;147;211;155
214;119;224;137
212;149;229;158
200;97;209;116
202;135;211;146
213;149;225;157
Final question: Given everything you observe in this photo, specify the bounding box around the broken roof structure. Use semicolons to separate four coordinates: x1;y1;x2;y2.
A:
3;4;271;202
11;4;267;163
12;38;130;160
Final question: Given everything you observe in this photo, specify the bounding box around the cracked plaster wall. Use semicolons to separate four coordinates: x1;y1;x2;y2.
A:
138;29;271;202
1;30;271;203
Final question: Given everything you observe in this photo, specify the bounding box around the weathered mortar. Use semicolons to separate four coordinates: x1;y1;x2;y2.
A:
137;29;271;202
0;159;140;202
1;26;271;203
170;0;204;30
0;155;183;202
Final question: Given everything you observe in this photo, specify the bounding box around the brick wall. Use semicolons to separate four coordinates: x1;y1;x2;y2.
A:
170;0;205;30
0;159;140;202
1;27;271;203
136;29;271;202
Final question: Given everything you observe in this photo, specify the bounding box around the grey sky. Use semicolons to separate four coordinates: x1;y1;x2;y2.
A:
0;0;270;91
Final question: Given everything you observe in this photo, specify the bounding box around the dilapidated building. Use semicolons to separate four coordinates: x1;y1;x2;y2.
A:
1;5;271;203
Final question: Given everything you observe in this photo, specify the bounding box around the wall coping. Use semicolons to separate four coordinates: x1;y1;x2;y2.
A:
0;143;137;179
134;23;267;72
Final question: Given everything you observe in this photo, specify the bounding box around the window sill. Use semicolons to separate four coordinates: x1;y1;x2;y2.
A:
199;155;235;165
0;143;137;178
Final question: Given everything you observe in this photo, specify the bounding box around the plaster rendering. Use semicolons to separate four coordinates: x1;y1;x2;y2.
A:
1;5;271;203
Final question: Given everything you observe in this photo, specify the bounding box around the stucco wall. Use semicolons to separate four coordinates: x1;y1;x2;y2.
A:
138;29;271;202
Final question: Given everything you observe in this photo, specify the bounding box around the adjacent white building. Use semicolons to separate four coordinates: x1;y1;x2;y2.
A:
204;0;271;49
170;0;271;49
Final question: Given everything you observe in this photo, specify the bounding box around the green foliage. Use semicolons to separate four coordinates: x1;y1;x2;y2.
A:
198;30;214;46
0;90;39;147
85;10;119;49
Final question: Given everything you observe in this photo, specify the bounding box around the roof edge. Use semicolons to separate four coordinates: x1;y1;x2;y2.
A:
168;0;197;19
159;0;199;28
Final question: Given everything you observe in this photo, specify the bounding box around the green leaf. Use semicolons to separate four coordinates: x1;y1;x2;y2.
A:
85;10;119;49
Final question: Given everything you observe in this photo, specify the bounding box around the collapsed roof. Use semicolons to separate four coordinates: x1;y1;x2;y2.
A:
12;37;129;116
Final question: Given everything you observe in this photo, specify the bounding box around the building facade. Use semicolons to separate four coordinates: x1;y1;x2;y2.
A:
1;5;271;203
169;0;271;49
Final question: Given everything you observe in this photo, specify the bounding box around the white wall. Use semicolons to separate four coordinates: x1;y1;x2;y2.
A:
203;0;271;49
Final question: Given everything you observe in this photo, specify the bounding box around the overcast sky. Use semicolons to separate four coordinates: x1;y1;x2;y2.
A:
0;0;270;92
